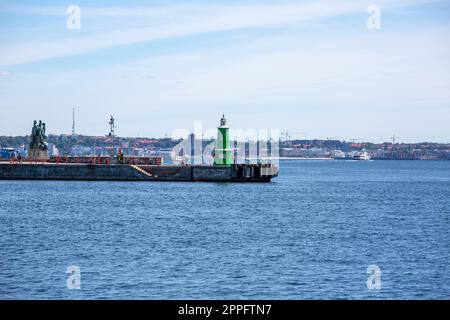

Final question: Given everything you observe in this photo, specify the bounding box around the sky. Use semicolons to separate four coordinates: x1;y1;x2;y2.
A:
0;0;449;143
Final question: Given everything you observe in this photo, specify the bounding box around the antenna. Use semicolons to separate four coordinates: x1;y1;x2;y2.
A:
72;108;76;135
109;115;115;138
109;115;115;158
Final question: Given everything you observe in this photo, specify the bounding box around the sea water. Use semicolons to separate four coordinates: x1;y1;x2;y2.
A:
0;160;449;299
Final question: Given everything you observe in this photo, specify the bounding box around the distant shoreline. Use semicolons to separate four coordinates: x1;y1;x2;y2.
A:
277;158;449;161
278;157;333;160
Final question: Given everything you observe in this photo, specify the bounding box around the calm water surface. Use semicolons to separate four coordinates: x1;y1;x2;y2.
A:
0;160;449;299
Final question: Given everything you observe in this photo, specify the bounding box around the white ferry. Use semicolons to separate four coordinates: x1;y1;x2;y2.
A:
352;151;371;160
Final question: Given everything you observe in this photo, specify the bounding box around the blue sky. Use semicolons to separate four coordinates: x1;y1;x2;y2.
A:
0;0;449;142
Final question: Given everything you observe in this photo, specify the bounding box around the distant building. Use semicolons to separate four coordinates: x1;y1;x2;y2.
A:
131;148;145;157
48;143;60;156
1;148;16;159
70;146;93;156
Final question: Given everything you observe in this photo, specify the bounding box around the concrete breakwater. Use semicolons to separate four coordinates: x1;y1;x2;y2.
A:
0;163;278;182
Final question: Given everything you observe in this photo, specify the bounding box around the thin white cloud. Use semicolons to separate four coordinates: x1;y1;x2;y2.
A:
1;25;449;141
0;0;436;17
0;0;438;67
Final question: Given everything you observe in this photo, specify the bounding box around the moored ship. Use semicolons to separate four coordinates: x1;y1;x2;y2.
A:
352;151;371;160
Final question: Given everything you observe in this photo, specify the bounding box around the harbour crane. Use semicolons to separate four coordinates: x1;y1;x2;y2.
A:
391;134;400;146
281;130;305;142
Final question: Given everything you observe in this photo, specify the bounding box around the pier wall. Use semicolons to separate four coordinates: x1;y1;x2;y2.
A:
0;163;277;182
0;163;151;181
193;166;235;182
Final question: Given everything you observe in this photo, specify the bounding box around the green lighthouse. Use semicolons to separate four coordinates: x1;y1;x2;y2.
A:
213;114;233;167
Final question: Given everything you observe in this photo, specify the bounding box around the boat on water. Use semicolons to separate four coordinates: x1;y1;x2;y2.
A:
332;150;346;160
352;151;371;160
332;150;371;160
